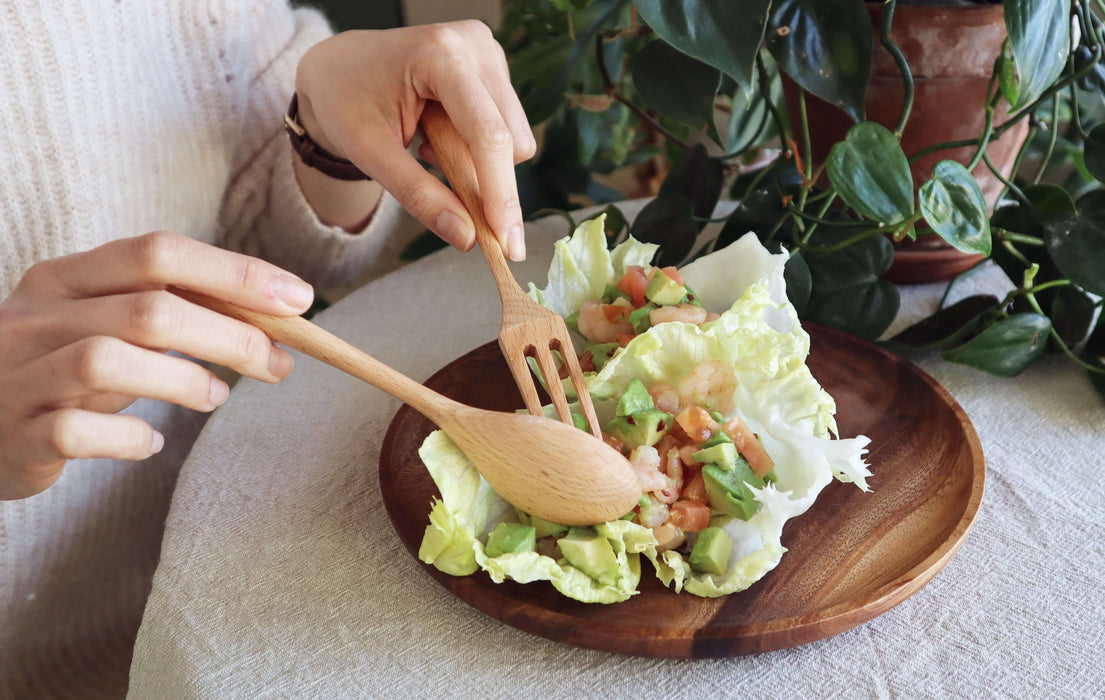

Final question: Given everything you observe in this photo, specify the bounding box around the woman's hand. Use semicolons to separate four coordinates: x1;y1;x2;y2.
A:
294;21;536;260
0;232;315;500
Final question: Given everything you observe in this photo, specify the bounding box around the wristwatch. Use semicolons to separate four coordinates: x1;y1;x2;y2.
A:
284;93;371;181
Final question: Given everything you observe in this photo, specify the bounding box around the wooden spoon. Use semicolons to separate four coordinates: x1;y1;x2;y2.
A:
176;289;641;526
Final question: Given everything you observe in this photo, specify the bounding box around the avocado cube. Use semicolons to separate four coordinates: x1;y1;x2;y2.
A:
558;529;620;586
604;409;673;449
699;429;733;448
702;463;763;521
586;342;620;372
616;377;656;417
602;282;630;303
485;522;537;557
629;304;656;334
689;526;734;575
645;270;686;306
692;442;741;471
682;283;703;307
528;514;569;539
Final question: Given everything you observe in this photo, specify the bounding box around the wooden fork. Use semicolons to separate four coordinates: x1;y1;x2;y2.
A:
420;102;602;438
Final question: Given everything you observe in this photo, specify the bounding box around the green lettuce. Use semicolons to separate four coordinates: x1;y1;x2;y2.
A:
419;213;871;600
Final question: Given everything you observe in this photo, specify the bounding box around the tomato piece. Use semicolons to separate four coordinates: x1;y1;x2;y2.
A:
670;500;711;532
601;303;628;322
681;472;709;503
659;265;683;286
675;406;715;443
615;333;636;347
723;414;775;478
616;265;650;308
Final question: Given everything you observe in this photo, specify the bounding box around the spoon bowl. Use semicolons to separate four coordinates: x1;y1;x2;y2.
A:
175;289;640;525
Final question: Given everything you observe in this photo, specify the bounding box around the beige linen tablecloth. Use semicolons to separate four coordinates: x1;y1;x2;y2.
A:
129;202;1105;698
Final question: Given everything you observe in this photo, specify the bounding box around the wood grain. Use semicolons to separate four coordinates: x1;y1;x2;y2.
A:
378;323;985;658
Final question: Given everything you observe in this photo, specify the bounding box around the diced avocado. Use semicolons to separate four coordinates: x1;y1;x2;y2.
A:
604;409;673;449
485;522;537;557
629;304;656;334
564;310;579;333
707;410;725;423
689;526;734;575
645;269;686;306
692;442;740;471
616;377;655;416
763;468;779;485
529;515;569;539
702;463;763;521
682;283;703;307
602;282;630;303
571;412;589;432
586;342;620;372
557;528;620;586
699;429;733;448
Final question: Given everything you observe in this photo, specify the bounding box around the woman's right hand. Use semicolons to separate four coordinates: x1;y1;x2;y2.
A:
0;232;316;500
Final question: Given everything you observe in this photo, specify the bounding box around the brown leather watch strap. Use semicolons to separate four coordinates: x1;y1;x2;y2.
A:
284;93;371;182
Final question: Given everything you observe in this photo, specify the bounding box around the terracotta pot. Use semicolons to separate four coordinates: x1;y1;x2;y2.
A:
782;2;1030;284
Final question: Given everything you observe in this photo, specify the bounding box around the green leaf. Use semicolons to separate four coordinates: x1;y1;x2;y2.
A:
1050;285;1096;347
1023;183;1076;225
765;0;872;122
827;121;915;226
784;252;812;317
631;192;698;267
1043;213;1105;297
998;53;1021;106
725;79;773;155
1004;0;1072;110
919;160;992;255
943;313;1052;377
1084;123;1105;183
1083;319;1105;402
659;144;725;228
886;295;1001;351
803;229;899;340
630;39;721;129
633;0;772;98
599;204;629;243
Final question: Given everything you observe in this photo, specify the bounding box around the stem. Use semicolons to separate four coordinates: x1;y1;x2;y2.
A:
967;71;1001;172
757;52;791;146
786;203;867;227
996;228;1046;246
1001;239;1032;267
879;0;914;135
739;159;777;201
995;122;1037;204
801;191;839;244
795;226;899;254
1023;287;1105;374
594;34;692;151
798;89;813;181
1033;97;1062;185
712;104;771;161
983;151;1032;207
938;259;988;309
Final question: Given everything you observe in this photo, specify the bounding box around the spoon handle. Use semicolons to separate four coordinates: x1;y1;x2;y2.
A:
173;289;448;420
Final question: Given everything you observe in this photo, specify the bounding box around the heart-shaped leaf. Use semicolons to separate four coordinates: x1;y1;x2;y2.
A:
943;313;1052;377
1050;285;1096;347
784;253;812;316
1004;0;1071;110
765;0;872;122
1024;183;1077;225
919;160;992;255
660;144;724;228
803;229;898;340
887;294;1001;351
827;121;915;226
633;0;772;98
630;39;721;129
1084;123;1105;183
1083;318;1105;401
631;192;698;267
1043;208;1105;297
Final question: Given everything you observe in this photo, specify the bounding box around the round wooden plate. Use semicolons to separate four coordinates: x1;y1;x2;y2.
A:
379;323;985;658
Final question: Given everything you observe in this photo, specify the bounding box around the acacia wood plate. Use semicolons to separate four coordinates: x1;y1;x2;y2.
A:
378;323;984;658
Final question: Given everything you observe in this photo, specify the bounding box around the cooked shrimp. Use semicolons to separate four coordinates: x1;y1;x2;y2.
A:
577;299;633;343
677;361;738;415
675;405;718;444
655;447;684;504
651;522;686;552
649;303;708;326
648;383;680;414
628;445;669;493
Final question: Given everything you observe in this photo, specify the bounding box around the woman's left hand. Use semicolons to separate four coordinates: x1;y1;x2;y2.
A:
294;21;536;260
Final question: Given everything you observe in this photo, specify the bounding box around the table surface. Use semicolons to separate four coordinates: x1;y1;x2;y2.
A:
129;202;1105;698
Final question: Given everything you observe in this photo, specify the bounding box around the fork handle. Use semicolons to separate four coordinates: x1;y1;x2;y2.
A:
420;102;527;306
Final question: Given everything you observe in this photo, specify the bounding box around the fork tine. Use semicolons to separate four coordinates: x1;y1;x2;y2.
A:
558;346;602;437
532;344;573;425
502;346;544;417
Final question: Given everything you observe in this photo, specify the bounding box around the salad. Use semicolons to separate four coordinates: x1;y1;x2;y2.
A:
417;215;871;603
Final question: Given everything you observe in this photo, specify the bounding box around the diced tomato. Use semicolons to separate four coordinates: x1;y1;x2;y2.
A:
602;432;624;452
669;500;711;532
578;351;595;373
723;414;775;478
615;333;636;347
616;265;650;308
681;472;709;503
659;265;683;286
601;303;628;322
675;406;715;443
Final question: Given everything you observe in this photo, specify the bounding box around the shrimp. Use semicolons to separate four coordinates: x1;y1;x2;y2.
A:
677;361;738;415
577;299;633;343
654;447;684;504
628;445;669;493
651;522;686;552
649;303;708;327
648;383;680;414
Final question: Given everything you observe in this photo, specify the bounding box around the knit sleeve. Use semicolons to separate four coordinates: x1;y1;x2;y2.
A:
216;2;409;290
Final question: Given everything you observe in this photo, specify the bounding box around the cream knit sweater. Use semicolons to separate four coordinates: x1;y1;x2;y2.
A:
0;2;407;696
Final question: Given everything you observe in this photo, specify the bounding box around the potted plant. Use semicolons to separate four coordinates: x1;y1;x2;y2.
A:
402;0;1105;396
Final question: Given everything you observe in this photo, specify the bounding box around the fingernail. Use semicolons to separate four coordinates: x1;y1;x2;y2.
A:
272;275;314;312
507;224;526;261
209;377;230;408
436;210;473;251
150;431;165;455
269;343;294;379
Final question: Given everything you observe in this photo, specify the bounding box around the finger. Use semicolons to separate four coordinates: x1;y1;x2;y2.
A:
35;232;315;315
432;79;526;261
40;291;293;384
27;408;164;462
345;133;476;252
12;336;230;414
